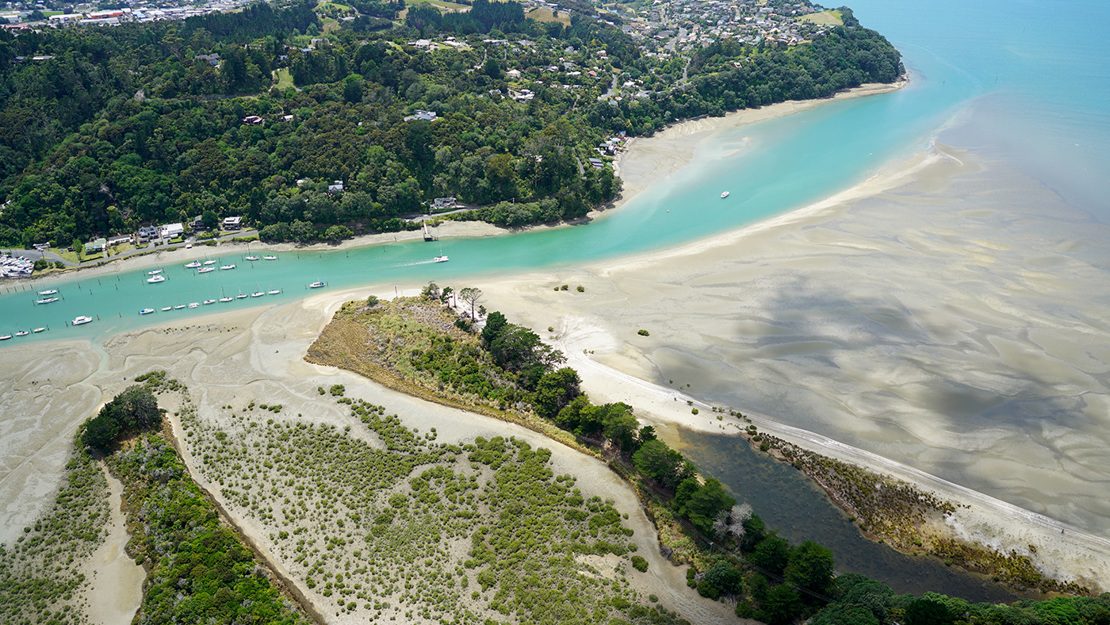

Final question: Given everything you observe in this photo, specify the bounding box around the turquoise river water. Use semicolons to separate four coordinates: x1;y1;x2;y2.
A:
1;0;1107;603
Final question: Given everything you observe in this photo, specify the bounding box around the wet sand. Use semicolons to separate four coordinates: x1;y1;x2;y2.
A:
1;293;741;624
477;145;1110;591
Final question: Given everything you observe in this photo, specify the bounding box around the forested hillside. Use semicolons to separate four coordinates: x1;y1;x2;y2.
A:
0;1;902;247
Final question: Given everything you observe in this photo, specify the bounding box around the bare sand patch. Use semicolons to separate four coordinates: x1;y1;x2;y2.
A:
476;145;1110;592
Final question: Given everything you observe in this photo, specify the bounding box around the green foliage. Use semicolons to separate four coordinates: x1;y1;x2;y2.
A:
631;555;648;572
0;441;109;625
749;533;793;577
676;478;734;535
785;540;836;597
80;384;163;451
107;433;310;625
637;329;650;336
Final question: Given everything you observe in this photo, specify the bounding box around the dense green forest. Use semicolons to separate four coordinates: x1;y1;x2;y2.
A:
0;0;901;247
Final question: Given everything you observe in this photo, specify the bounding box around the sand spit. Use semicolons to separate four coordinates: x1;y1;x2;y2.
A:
1;294;742;624
82;466;144;625
23;81;905;288
476;145;1110;592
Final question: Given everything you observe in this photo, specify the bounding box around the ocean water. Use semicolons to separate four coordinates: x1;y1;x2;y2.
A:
2;0;1108;600
3;4;1105;336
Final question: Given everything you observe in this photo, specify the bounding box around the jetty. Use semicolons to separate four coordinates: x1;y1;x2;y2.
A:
422;219;438;242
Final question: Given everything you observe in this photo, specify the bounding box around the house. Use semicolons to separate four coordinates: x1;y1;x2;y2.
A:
190;214;205;229
195;53;220;66
403;110;437;122
432;196;457;210
242;115;264;126
137;225;159;242
159;223;184;240
222;216;242;230
85;238;107;254
506;68;521;79
328;180;344;193
107;235;132;247
588;157;605;170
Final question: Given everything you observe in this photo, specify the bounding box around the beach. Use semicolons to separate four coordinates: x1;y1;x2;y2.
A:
475;141;1110;591
4;75;1108;621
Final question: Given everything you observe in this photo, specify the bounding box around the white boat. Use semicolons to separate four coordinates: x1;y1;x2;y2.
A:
15;330;29;337
148;269;163;275
219;264;236;271
187;302;199;309
161;306;172;312
185;260;201;269
72;316;93;326
263;255;278;261
174;304;186;310
250;291;265;298
38;289;58;296
139;308;155;315
267;288;282;295
245;255;260;261
203;299;216;305
721;191;729;198
36;296;59;304
203;259;217;266
33;327;45;334
309;281;326;289
197;267;214;274
147;275;166;284
219;296;233;303
236;293;248;300
0;334;10;341
433;255;449;263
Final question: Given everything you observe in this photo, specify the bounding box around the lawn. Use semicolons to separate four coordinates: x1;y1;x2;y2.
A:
274;68;294;90
527;7;571;25
798;9;842;25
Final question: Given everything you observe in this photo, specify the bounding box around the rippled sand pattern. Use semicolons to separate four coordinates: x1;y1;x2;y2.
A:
535;151;1110;535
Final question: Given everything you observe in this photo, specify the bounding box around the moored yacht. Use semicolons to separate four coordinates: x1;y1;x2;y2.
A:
72;315;93;326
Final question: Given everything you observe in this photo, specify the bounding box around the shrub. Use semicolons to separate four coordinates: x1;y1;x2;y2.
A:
691;408;699;415
631;555;648;572
576;285;585;292
637;329;649;336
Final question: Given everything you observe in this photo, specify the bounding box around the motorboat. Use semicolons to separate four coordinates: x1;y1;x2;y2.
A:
197;267;215;274
219;296;233;303
161;306;172;312
139;308;155;315
250;291;265;298
0;334;10;341
147;269;163;275
203;259;217;265
720;191;730;199
72;315;93;326
309;281;326;289
185;260;202;269
219;264;236;271
203;299;217;305
433;255;449;263
36;296;59;304
38;289;58;296
245;255;260;261
267;288;282;295
174;304;186;310
187;302;199;309
263;255;278;261
15;330;29;337
33;327;46;333
147;274;166;283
